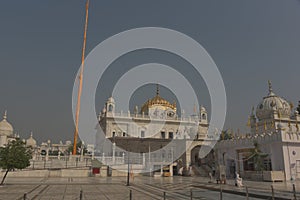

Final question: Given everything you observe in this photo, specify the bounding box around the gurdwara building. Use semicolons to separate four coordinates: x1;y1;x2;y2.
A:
216;81;300;181
96;85;212;176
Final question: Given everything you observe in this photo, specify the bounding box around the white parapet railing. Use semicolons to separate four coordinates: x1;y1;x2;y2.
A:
29;155;93;169
93;156;125;166
111;112;197;123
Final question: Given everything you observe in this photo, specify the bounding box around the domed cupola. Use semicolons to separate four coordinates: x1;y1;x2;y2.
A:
0;110;14;136
105;96;115;113
107;97;115;104
141;84;176;114
26;132;37;147
256;81;291;121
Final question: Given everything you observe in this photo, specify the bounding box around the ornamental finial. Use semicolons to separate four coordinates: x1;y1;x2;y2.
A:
268;80;275;96
268;80;272;93
3;110;7;120
156;84;160;96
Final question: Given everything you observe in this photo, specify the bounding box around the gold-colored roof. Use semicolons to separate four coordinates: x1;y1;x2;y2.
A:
141;85;176;113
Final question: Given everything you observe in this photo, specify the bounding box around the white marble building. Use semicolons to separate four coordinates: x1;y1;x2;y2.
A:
216;81;300;181
96;85;210;175
97;86;209;140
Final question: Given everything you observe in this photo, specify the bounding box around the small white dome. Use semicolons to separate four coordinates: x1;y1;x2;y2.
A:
107;97;115;103
26;132;37;147
200;105;207;112
0;111;13;136
256;81;291;120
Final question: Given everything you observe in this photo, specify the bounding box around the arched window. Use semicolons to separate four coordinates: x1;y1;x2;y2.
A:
169;132;173;139
161;131;166;139
141;130;145;138
202;113;206;120
108;104;113;112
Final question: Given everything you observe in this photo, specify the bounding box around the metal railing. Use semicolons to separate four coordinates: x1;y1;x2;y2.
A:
19;183;299;200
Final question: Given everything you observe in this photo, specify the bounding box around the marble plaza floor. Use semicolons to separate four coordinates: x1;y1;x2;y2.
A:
0;176;299;200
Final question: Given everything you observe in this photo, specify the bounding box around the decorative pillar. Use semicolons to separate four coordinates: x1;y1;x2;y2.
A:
170;147;174;176
32;149;37;161
160;149;163;176
170;163;173;177
148;144;151;173
143;153;146;166
102;152;105;164
92;149;95;160
80;142;84;162
185;141;192;170
112;142;116;164
68;150;72;161
46;140;51;161
46;148;49;161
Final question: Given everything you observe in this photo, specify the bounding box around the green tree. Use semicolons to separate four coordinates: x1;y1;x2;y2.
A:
67;141;88;155
219;129;233;140
0;139;32;185
250;141;268;171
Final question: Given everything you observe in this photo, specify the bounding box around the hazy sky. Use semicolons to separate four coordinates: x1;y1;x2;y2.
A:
0;0;300;144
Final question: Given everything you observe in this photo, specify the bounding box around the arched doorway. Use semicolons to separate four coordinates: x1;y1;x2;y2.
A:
191;145;215;166
191;145;201;165
191;145;215;176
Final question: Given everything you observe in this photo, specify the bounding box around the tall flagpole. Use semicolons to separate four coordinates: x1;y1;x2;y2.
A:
73;0;90;155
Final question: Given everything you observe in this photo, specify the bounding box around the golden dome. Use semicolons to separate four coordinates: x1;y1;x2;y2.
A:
141;85;176;113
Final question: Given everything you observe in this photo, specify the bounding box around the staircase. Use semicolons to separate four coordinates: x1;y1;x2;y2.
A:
192;165;209;177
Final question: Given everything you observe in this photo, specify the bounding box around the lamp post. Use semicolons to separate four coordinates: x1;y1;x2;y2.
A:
65;154;68;168
126;139;130;186
160;145;163;176
149;142;151;176
126;151;130;186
